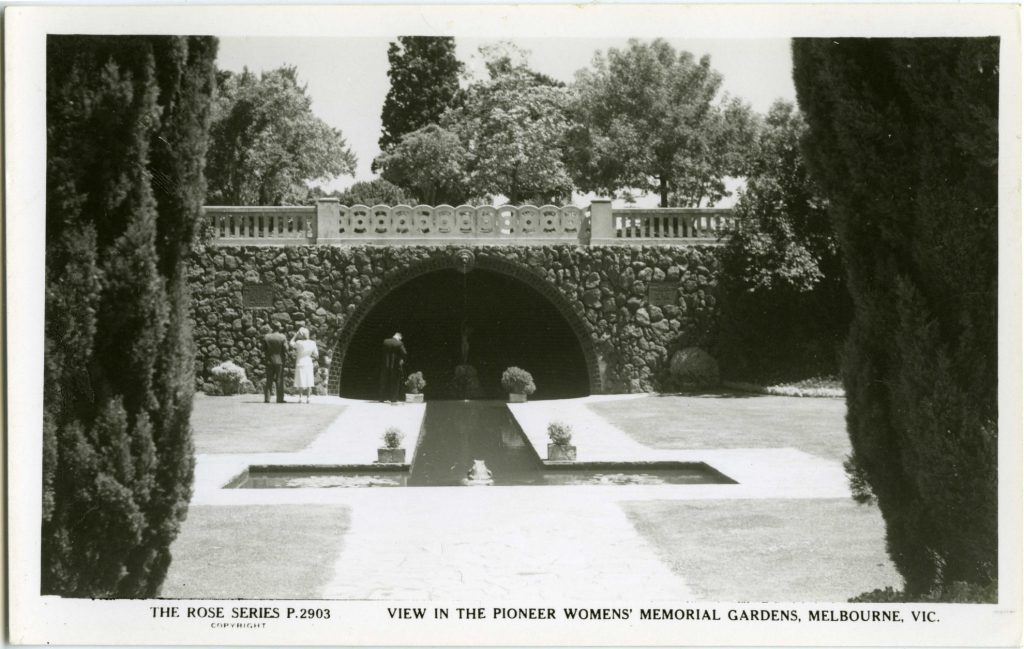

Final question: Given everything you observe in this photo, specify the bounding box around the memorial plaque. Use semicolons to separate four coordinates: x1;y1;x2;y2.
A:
647;281;678;305
242;283;275;309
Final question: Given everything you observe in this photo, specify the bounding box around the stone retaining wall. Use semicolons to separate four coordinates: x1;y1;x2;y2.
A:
188;244;723;394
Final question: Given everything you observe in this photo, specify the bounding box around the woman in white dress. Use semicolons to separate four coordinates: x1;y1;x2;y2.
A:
290;327;318;404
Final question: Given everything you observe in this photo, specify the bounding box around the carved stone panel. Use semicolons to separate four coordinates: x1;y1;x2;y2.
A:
242;283;275;309
646;281;678;305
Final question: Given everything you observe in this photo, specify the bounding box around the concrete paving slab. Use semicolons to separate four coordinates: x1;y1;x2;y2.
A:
323;489;694;601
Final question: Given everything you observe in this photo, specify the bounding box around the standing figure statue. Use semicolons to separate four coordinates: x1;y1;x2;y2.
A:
380;332;407;403
460;321;472;366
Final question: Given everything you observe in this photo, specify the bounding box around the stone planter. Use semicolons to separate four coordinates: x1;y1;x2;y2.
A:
547;443;577;461
377;448;406;464
405;393;423;403
508;393;527;403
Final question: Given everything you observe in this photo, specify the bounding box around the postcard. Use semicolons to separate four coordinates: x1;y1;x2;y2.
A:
5;3;1021;646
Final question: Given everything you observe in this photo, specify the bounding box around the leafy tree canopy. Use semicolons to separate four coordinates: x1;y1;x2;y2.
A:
568;38;757;207
717;99;850;383
206;66;356;205
726;100;837;292
374;123;471;205
378;36;464;154
335;178;415;206
442;44;575;204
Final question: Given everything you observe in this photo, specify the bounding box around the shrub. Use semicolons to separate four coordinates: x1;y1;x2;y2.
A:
405;371;426;394
382;427;405;449
794;38;998;597
547;421;573;446
210;361;247;396
501;367;536;395
667;348;720;389
850;581;996;604
43;35;217;597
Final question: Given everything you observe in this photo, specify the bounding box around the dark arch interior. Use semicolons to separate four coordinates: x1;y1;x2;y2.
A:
338;268;590;400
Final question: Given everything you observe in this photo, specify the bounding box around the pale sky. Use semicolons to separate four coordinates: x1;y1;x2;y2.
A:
216;36;796;200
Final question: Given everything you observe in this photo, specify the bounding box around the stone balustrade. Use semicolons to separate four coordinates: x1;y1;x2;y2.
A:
204;206;316;245
202;199;738;247
320;202;585;245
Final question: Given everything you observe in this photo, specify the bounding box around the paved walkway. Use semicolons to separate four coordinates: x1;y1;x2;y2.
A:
323;488;693;601
187;394;857;600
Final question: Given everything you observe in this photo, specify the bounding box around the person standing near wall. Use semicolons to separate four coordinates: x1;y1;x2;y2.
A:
262;325;288;403
380;332;407;403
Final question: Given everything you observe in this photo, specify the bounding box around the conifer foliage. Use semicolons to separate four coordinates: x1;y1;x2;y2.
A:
44;35;218;597
793;38;998;598
378;36;463;153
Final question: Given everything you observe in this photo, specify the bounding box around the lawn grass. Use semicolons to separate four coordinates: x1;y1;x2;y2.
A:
588;393;850;462
191;394;346;453
161;505;350;599
623;498;902;602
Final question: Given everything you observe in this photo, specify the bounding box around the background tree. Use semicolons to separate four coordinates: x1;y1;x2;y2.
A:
569;39;757;207
375;124;470;205
335;178;414;205
44;35;217;597
377;36;463;154
718;100;851;382
794;38;998;600
443;46;575;204
206;66;356;205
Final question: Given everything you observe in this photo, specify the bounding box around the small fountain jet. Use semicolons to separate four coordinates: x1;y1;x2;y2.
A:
462;459;494;486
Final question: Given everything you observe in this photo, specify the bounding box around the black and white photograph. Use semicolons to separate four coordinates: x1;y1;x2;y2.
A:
5;4;1022;646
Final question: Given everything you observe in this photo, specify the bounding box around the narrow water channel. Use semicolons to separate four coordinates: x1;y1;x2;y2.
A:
233;401;737;489
408;401;544;486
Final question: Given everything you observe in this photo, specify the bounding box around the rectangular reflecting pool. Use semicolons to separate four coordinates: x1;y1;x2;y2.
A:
227;401;736;488
229;462;735;488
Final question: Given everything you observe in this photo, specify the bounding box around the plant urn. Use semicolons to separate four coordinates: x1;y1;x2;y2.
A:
508;393;527;403
405;393;424;403
377;448;406;464
547;444;577;461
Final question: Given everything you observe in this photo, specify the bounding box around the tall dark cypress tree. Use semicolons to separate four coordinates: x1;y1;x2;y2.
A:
793;38;998;599
377;36;463;153
43;35;217;598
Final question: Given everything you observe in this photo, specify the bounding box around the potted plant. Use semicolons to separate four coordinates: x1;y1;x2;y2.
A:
547;421;576;461
501;366;536;403
405;371;426;403
377;427;406;464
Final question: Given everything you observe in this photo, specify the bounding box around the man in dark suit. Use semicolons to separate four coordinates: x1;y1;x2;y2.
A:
379;332;407;403
263;326;288;403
